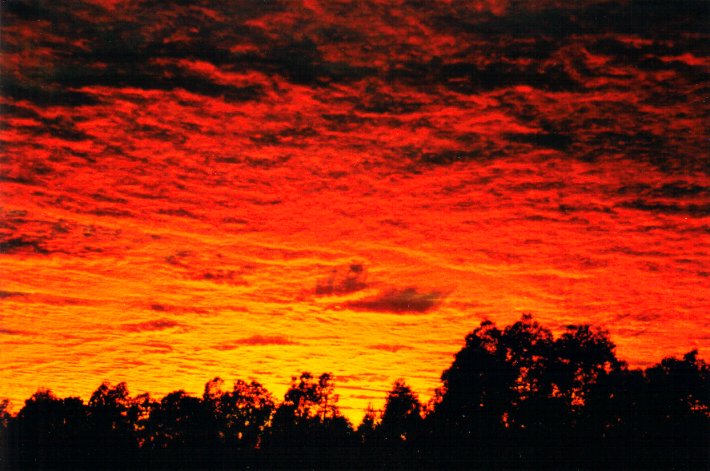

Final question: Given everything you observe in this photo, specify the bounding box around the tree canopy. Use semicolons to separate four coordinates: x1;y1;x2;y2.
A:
1;315;707;469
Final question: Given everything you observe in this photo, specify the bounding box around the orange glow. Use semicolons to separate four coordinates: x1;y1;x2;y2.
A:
1;0;708;423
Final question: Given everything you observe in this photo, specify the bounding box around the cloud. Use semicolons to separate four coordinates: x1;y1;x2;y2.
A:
368;344;414;353
652;184;707;199
0;328;33;336
0;237;48;255
89;207;134;218
439;61;581;93
315;263;368;296
121;319;182;333
618;200;710;217
2;0;705;175
214;335;298;350
506;132;572;151
198;270;246;286
158;208;200;219
138;340;174;354
418;149;483;166
6;112;90;142
1;80;99;107
346;287;443;314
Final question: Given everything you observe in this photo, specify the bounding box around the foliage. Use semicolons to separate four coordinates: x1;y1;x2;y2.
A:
1;315;707;469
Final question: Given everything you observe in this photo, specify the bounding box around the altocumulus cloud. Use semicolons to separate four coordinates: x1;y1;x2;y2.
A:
214;335;298;350
346;287;443;314
368;344;414;353
121;319;182;333
0;328;34;336
315;263;368;296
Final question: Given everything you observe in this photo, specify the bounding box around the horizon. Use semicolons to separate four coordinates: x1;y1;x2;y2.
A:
1;0;708;425
0;314;705;425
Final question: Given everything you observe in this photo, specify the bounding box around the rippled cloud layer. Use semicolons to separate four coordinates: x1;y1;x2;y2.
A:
1;0;708;419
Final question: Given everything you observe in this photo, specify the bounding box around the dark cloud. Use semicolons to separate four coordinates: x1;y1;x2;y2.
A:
121;319;182;333
589;37;707;65
355;89;424;114
417;149;483;166
1;0;368;107
584;0;709;36
498;88;705;172
2;2;268;106
242;155;293;169
437;61;581;93
249;128;316;146
0;0;595;109
435;1;708;38
158;208;200;219
557;204;613;215
214;335;298;350
618;200;710;217
617;183;709;199
88;207;134;218
198;270;245;285
90;193;128;204
459;7;579;38
346;287;443;314
653;184;708;199
315;264;367;296
0;80;99;108
0;237;48;255
506;132;572;151
50;61;265;103
3;0;706;179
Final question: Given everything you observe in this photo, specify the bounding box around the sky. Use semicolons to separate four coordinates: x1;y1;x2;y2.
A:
1;0;708;421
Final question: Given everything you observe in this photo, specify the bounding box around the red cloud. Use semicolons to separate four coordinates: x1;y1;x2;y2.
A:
122;319;181;333
215;335;298;350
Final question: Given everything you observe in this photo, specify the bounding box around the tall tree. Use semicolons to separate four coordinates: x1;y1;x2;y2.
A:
265;372;353;468
202;377;275;449
379;380;423;444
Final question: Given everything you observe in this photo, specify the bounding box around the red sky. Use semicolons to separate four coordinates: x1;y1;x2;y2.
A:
1;0;708;420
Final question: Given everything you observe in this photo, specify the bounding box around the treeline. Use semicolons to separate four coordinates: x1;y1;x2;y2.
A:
0;315;707;469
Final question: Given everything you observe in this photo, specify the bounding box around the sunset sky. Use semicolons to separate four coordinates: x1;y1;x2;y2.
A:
1;0;708;421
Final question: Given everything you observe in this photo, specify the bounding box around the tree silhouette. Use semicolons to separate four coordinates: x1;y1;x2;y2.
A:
0;399;10;467
265;372;354;468
7;389;88;469
356;403;379;445
202;377;275;449
429;318;517;461
553;324;621;408
0;399;10;430
365;380;425;468
0;316;707;469
378;380;423;445
637;350;709;468
145;390;214;449
84;381;142;467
